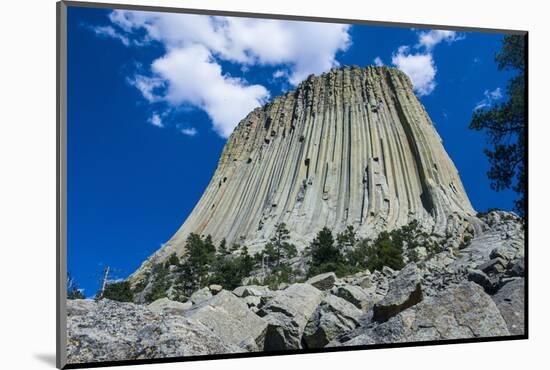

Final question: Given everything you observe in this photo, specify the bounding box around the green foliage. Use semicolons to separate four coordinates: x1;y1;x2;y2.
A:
460;234;473;249
209;245;255;290
309;227;341;267
262;223;297;267
307;227;357;277
165;253;180;268
470;35;526;216
101;281;134;302
144;262;170;302
179;233;217;293
390;220;443;261
337;225;357;250
262;264;294;290
67;273;85;300
364;231;405;272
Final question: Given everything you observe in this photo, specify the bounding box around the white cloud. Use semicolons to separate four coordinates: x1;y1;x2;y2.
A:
127;75;164;102
150;45;270;137
391;29;463;96
417;30;462;50
180;127;198;137
474;87;503;111
148;113;163;127
92;10;351;138
486;87;502;100
273;69;287;79
392;46;437;96
107;11;351;86
91;25;130;46
373;56;384;67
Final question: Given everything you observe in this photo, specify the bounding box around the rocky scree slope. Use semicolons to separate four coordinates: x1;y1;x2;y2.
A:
67;211;524;364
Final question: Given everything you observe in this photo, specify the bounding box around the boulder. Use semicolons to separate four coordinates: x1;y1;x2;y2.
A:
372;263;423;323
303;294;363;348
66;299;241;364
232;285;273;298
209;284;223;294
326;333;375;348
190;287;212;304
66;299;97;316
335;285;374;310
492;278;525;335
306;272;337;291
478;257;508;275
184;290;268;351
382;266;396;277
258;283;324;350
148;297;192;315
509;258;525;277
367;282;509;343
490;246;516;262
467;269;498;294
243;295;262;309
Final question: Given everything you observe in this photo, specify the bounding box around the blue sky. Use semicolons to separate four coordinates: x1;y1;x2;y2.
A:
67;6;516;296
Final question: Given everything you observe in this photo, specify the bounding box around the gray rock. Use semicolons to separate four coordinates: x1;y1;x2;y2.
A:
492;278;525;335
232;285;273;298
509;258;525;277
478;258;508;275
373;263;422;323
66;299;97;316
467;269;497;294
382;266;396;277
258;283;324;350
326;333;375;348
490;246;516;262
243;295;261;309
335;285;374;310
303;294;363;348
209;284;223;294
184;290;268;351
368;282;509;343
148;297;192;315
306;272;337;291
190;287;212;304
67;299;241;364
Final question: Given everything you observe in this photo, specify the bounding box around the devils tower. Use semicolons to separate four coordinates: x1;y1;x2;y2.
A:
131;65;478;279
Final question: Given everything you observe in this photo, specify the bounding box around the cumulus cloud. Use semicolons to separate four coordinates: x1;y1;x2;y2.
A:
149;45;270;137
392;46;437;96
148;113;164;128
180;127;198;137
391;29;463;96
92;10;351;137
474;87;503;111
416;30;463;50
373;57;384;67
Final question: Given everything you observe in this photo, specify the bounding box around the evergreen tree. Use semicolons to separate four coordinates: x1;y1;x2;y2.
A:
101;281;134;302
470;35;526;216
307;227;350;277
365;231;405;272
263;223;297;267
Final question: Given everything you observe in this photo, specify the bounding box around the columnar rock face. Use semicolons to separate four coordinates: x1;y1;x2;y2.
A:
133;65;476;276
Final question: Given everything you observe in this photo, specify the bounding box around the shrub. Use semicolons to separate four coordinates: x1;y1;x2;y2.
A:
101;281;134;302
67;273;85;300
365;231;405;272
307;227;356;277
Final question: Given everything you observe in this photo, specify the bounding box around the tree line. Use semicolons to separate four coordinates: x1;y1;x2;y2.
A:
70;220;445;303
